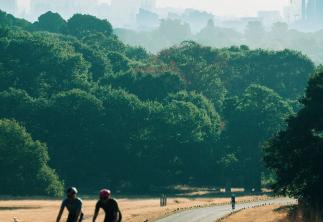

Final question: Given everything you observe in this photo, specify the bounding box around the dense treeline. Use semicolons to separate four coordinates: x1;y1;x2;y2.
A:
0;10;316;196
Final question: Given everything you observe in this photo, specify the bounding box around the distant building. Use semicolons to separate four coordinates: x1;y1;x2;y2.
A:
182;9;214;33
136;8;159;30
287;0;323;22
306;0;323;23
302;0;307;19
257;11;282;27
285;0;308;22
167;12;181;20
110;0;141;28
221;19;246;31
284;0;323;30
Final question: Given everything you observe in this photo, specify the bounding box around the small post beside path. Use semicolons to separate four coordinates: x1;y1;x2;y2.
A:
160;194;167;207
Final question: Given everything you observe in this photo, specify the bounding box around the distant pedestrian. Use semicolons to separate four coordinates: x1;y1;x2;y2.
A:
92;189;122;222
231;194;236;210
56;187;83;222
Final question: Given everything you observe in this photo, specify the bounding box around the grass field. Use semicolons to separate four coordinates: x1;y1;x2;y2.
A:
221;204;302;222
0;195;268;222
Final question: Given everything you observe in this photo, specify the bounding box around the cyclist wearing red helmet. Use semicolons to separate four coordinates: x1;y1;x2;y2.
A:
92;189;122;222
56;187;83;222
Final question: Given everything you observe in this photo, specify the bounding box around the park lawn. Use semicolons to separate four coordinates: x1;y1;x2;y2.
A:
0;195;267;222
221;204;302;222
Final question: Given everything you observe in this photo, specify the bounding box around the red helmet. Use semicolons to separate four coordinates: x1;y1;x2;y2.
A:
100;189;111;199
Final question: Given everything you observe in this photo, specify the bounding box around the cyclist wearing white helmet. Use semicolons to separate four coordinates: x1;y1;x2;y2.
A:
56;187;83;222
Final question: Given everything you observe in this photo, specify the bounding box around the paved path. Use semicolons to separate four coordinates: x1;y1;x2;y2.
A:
155;198;295;222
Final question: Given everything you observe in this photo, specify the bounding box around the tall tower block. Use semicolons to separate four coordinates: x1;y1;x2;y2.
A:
302;0;307;19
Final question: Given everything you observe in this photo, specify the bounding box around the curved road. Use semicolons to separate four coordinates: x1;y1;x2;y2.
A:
155;198;295;222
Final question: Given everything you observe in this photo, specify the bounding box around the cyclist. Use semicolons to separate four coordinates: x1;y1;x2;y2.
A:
92;189;122;222
56;187;83;222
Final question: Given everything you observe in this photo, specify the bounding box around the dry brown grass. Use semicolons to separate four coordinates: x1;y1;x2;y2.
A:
221;204;302;222
0;195;267;222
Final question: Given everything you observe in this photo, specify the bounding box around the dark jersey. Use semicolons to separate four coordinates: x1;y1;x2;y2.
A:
95;199;121;222
60;198;83;222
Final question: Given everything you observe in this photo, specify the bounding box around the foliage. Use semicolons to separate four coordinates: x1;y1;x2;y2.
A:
222;85;292;190
31;11;67;33
264;71;323;207
0;11;316;194
0;119;63;196
0;10;30;28
103;70;185;100
67;14;113;38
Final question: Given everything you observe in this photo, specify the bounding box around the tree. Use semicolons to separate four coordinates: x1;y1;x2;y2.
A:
0;119;63;196
224;85;292;190
125;46;149;61
0;11;318;194
31;11;67;33
221;48;315;99
264;71;323;209
67;14;113;38
82;33;126;54
0;10;30;28
60;36;113;81
95;87;153;189
45;89;105;189
180;63;226;110
107;52;130;73
158;41;227;110
0;31;92;97
103;70;185;101
151;91;222;185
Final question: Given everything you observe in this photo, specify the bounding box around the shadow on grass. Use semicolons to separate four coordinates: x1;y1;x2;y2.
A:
0;206;41;211
274;205;296;213
275;205;315;222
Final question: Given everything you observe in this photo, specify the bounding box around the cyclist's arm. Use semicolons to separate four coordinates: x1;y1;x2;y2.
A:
92;202;100;222
118;210;122;222
56;201;65;222
113;200;121;222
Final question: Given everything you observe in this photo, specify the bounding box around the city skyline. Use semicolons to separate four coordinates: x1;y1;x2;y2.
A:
1;0;322;31
10;0;291;17
157;0;290;16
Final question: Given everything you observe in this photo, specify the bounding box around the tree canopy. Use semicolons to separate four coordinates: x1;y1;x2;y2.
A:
264;70;323;208
0;11;317;195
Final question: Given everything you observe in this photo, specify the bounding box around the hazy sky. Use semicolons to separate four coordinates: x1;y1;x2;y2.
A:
157;0;290;16
98;0;290;16
14;0;291;17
